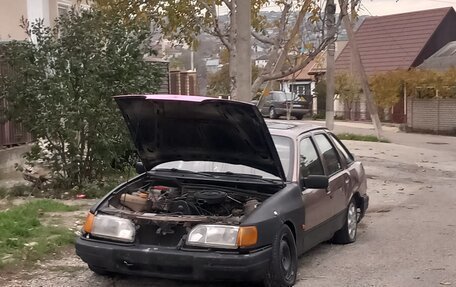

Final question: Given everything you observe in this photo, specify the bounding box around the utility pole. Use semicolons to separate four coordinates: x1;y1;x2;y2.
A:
325;0;336;130
341;0;383;138
235;0;252;102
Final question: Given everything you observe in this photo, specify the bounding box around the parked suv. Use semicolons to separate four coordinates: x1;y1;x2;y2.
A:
259;91;310;120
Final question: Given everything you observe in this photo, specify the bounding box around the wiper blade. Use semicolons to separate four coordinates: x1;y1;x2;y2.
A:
206;171;263;179
206;172;282;183
150;168;215;177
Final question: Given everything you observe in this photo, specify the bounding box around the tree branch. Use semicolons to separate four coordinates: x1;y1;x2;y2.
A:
263;37;332;81
251;31;274;45
197;0;232;50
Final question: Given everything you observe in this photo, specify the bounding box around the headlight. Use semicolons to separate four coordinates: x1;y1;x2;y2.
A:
187;225;257;249
85;214;135;243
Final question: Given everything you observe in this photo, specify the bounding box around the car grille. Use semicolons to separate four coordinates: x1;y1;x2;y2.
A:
137;224;187;247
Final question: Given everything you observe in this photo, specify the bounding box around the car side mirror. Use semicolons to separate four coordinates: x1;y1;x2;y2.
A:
301;175;329;189
135;161;146;174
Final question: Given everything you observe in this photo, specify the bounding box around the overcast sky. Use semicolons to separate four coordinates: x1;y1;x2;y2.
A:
217;0;456;16
360;0;456;16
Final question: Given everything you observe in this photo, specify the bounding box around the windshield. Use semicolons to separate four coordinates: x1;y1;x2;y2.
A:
153;135;293;181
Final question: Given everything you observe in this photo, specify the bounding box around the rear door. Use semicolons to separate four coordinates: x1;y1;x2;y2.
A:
328;133;358;215
312;133;348;218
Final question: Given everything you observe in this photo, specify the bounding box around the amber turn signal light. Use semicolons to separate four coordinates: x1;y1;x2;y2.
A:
237;226;258;247
83;213;95;233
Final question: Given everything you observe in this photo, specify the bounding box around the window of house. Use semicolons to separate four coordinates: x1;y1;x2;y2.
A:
290;84;311;97
299;137;324;179
58;2;71;17
313;134;342;175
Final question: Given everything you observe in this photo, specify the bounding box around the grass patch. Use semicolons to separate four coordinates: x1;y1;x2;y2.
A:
0;199;78;268
337;133;390;143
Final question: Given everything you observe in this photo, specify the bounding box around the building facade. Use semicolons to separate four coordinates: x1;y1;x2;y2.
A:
0;0;90;42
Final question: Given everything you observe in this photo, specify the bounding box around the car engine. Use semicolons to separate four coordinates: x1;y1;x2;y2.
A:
106;182;263;222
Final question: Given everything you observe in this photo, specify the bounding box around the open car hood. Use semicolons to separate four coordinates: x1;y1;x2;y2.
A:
115;95;286;181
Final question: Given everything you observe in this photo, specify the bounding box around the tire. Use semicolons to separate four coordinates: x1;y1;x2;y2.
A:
295;115;304;120
332;198;358;244
269;107;278;119
264;225;297;287
88;265;113;276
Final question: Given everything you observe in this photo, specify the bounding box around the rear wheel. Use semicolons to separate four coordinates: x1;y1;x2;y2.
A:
269;107;278;119
264;225;297;287
332;198;358;244
295;114;304;120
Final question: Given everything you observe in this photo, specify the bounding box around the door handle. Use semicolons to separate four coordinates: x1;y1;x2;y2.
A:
345;178;350;184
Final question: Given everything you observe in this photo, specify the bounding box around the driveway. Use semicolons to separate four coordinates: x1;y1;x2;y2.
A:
2;132;456;286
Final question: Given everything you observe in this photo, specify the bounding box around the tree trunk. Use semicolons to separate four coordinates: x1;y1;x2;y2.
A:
325;0;336;130
234;0;251;102
341;1;383;139
228;0;237;99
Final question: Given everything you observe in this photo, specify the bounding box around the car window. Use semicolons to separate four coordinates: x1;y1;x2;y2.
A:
272;135;292;180
299;137;324;179
329;133;354;165
272;92;287;101
313;134;342;175
154;135;293;181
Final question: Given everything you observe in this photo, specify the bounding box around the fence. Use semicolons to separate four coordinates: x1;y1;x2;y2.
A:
406;97;456;134
314;109;372;121
0;47;33;148
407;97;456;135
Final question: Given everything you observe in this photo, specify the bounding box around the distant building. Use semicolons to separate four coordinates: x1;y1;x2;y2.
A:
335;7;456;123
205;58;221;73
255;55;268;68
419;41;456;71
0;0;90;41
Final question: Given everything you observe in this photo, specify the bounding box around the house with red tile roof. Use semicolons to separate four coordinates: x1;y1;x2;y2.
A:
335;7;456;123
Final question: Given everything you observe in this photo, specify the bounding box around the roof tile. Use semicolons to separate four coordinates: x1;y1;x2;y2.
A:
335;7;453;75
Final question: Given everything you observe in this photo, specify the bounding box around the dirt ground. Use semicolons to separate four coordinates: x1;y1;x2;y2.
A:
1;138;456;287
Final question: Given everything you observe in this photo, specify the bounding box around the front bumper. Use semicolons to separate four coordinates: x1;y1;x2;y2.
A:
76;237;271;281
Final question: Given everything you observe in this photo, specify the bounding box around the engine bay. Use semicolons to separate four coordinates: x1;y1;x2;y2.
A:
100;178;269;226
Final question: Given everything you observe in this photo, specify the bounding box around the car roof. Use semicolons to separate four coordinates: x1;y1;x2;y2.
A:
266;120;328;138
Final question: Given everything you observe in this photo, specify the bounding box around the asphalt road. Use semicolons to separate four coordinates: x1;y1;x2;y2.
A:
2;134;456;286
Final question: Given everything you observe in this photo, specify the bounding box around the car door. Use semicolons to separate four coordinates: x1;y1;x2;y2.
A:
312;133;348;218
328;133;358;215
298;136;333;231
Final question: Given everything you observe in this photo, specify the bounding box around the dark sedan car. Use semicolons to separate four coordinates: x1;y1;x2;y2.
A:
76;95;368;287
259;91;311;120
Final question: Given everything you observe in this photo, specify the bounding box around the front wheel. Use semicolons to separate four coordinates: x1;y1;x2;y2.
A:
264;225;297;287
332;198;358;244
295;114;304;120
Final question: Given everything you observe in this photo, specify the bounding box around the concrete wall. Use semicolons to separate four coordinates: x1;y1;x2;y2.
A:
0;145;30;174
0;0;28;41
407;97;456;134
